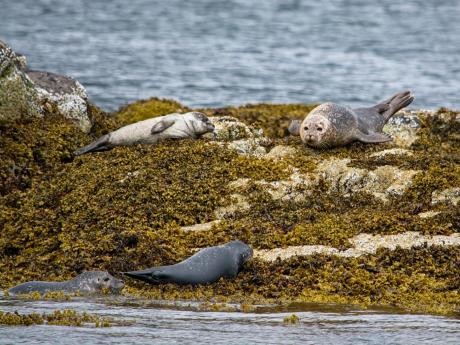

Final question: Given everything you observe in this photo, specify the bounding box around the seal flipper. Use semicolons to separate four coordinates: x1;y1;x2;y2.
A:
151;119;176;134
74;134;111;156
355;131;392;144
124;268;170;284
288;120;301;136
374;91;415;121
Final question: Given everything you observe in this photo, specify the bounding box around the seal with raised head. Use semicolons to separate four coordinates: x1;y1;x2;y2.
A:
8;271;124;296
74;112;215;155
124;240;253;285
289;91;414;148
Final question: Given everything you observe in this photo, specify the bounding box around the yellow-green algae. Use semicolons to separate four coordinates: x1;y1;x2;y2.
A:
1;98;459;315
0;309;112;327
117;97;190;125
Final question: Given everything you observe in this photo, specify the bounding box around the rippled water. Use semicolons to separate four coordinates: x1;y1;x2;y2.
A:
1;294;460;345
1;0;460;111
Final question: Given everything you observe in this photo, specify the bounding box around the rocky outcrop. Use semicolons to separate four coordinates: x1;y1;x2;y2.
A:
27;71;91;133
0;40;42;121
0;40;91;132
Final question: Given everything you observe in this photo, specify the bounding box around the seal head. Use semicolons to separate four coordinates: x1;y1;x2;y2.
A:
7;270;124;295
185;112;215;137
71;271;125;294
300;113;333;148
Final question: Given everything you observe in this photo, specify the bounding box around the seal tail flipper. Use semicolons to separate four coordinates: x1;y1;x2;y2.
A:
124;268;168;284
74;134;111;156
288;120;301;136
374;91;415;121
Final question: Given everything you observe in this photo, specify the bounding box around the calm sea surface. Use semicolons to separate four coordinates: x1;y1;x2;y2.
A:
1;0;459;111
1;294;460;345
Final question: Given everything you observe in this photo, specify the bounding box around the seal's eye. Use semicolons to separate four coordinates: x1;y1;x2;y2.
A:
304;127;309;130
317;127;323;132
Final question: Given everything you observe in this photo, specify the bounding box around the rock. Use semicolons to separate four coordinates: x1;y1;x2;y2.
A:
27;71;92;133
316;159;419;201
206;116;259;141
383;111;422;148
255;232;460;261
264;145;299;160
181;220;221;232
369;148;413;159
0;40;42;121
431;188;460;207
418;211;441;219
214;193;251;219
0;40;91;132
205;116;271;157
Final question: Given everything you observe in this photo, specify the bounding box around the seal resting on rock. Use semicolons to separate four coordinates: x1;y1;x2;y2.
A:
74;112;215;155
8;271;124;296
124;240;253;285
289;91;414;148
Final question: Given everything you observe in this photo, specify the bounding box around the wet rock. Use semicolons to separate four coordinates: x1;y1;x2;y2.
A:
431;188;460;207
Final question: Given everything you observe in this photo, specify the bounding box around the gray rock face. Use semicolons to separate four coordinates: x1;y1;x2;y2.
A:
27;70;92;133
0;39;91;132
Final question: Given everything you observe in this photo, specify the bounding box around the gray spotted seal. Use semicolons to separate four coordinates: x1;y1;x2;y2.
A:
289;91;414;148
74;112;215;155
124;240;253;285
8;271;124;295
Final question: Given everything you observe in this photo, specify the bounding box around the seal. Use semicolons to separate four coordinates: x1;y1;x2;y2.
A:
289;91;414;148
124;240;253;285
8;271;124;296
74;112;215;155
